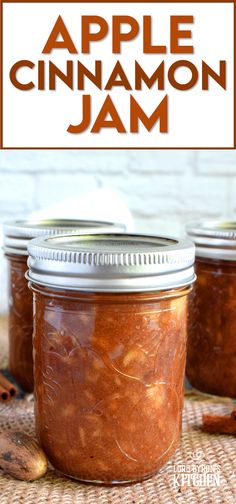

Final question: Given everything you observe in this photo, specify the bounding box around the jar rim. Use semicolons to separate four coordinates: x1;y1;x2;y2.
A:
187;220;236;261
3;218;126;256
27;233;196;292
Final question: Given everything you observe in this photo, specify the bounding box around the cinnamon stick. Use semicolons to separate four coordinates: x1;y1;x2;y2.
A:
0;373;17;398
202;411;236;435
0;385;10;402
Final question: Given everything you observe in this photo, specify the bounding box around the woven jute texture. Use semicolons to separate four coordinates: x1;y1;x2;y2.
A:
0;317;236;504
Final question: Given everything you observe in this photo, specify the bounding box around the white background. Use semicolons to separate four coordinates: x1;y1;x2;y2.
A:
2;2;234;148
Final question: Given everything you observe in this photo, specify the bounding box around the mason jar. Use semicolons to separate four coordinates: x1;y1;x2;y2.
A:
3;219;125;392
187;220;236;398
27;233;195;483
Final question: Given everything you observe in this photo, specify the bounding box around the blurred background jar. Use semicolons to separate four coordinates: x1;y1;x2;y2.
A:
3;219;125;392
27;233;195;483
187;221;236;398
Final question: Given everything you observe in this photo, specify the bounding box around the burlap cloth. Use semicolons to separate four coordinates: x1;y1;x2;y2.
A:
0;317;235;503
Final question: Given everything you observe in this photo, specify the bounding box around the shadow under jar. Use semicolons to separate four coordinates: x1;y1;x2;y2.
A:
187;220;236;398
27;233;195;484
3;219;125;392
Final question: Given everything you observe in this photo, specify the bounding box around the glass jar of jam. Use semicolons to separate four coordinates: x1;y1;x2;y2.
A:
187;220;236;398
27;233;195;483
4;219;125;392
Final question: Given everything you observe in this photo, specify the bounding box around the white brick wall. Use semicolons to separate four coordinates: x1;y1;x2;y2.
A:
0;150;236;312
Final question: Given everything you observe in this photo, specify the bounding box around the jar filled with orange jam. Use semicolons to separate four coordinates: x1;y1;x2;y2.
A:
4;219;125;392
27;233;195;483
187;220;236;398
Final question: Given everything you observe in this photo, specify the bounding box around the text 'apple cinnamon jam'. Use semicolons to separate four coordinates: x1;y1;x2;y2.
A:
3;219;125;392
187;221;236;398
27;233;195;484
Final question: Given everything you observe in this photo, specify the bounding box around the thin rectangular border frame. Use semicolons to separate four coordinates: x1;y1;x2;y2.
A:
0;0;235;150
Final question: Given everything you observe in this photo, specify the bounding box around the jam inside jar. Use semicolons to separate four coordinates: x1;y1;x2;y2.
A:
187;220;236;398
32;286;189;483
187;257;236;398
6;253;33;392
27;233;195;483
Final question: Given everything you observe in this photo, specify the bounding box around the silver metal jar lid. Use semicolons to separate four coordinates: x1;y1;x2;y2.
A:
3;219;125;256
186;220;236;261
27;233;196;292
